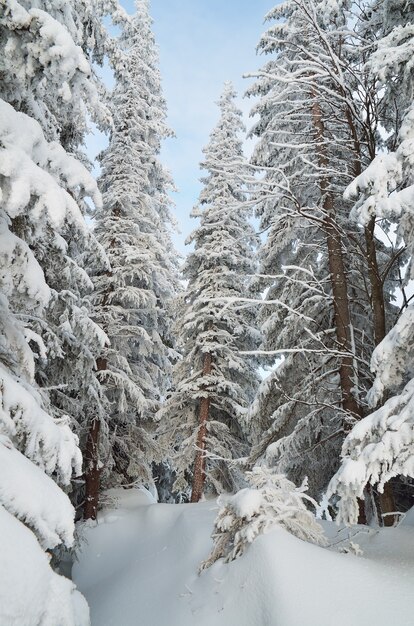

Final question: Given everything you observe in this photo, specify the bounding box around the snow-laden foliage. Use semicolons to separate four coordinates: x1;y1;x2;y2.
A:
0;0;128;147
326;308;414;524
0;99;99;229
0;100;87;549
246;0;398;504
327;0;414;521
0;504;89;626
202;465;326;569
0;0;124;618
92;0;178;490
325;378;414;525
158;83;259;498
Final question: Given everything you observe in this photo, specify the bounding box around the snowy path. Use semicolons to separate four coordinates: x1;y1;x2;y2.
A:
73;489;414;626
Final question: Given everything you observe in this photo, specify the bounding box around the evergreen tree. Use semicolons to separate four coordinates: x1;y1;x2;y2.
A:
327;0;414;523
85;0;178;517
0;0;125;618
158;83;260;502
246;0;397;505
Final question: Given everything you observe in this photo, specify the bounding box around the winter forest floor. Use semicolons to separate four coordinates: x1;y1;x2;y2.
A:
73;489;414;626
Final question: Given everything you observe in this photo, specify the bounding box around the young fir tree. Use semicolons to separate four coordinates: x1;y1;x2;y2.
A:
246;0;398;508
86;0;178;517
158;83;260;502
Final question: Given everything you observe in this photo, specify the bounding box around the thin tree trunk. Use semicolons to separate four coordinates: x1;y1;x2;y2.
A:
191;352;212;503
83;357;106;520
83;207;119;520
344;104;387;348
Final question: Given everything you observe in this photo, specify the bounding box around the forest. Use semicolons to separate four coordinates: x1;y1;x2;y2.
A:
1;0;414;624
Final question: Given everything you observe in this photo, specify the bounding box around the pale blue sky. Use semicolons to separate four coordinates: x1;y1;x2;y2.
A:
89;1;274;253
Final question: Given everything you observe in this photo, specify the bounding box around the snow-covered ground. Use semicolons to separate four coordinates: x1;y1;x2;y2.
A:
73;488;414;626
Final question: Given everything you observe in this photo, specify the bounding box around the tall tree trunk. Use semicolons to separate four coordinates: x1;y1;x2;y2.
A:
344;104;387;348
312;96;362;422
191;352;212;503
83;357;106;520
345;106;395;525
364;220;395;525
312;95;369;525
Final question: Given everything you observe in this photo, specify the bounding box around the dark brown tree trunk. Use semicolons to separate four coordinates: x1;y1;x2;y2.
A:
83;418;101;520
325;213;362;421
312;95;368;525
191;352;212;503
344;105;387;348
379;483;396;527
311;96;362;422
83;356;106;520
344;106;395;525
364;218;386;346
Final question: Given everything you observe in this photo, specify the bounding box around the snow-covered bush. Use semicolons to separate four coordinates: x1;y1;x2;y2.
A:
201;466;326;569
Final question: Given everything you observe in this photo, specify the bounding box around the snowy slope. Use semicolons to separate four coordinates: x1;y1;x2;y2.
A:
73;489;414;626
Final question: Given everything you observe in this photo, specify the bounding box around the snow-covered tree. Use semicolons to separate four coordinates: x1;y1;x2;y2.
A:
245;0;398;506
0;0;127;618
87;0;179;517
326;0;414;523
0;0;130;520
158;83;260;502
0;98;93;625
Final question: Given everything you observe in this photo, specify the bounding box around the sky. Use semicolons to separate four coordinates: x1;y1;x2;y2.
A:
89;0;274;254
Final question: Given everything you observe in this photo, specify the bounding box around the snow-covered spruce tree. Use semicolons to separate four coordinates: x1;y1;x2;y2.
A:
0;0;130;523
326;0;414;524
0;101;93;624
158;83;260;502
0;0;127;618
87;0;179;517
246;0;398;507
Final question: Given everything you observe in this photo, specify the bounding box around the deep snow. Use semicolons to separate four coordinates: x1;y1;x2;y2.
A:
73;488;414;626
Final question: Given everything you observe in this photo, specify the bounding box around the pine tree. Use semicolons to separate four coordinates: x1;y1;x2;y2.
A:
158;83;260;502
0;50;95;626
85;0;179;517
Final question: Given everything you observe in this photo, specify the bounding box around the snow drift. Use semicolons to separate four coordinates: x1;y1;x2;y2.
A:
74;488;414;626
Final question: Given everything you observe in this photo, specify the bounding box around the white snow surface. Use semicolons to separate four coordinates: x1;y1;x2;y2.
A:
74;488;414;626
0;504;89;626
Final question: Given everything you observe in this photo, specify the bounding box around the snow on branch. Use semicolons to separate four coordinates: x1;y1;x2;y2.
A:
0;99;101;229
0;436;76;549
201;466;326;570
0;364;82;485
325;378;414;525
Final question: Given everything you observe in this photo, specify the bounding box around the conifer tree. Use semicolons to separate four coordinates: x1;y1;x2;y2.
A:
327;0;414;523
86;0;178;517
0;1;121;625
158;83;260;502
0;0;123;617
246;0;397;505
